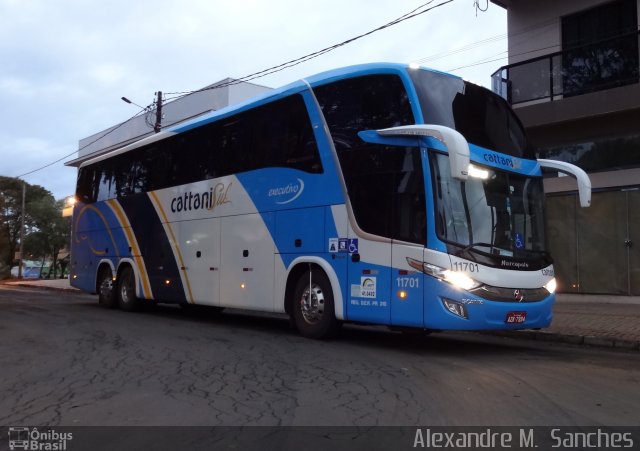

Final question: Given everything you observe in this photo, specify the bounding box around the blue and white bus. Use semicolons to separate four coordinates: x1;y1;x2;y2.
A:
70;63;591;338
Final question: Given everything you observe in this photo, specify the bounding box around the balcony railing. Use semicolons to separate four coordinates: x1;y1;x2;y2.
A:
492;30;639;105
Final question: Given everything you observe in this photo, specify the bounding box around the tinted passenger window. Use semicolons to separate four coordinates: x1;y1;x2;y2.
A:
314;74;414;150
338;145;426;244
76;94;322;203
314;74;424;242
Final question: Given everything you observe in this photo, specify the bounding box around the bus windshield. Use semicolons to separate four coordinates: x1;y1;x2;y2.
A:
409;69;531;159
430;152;547;261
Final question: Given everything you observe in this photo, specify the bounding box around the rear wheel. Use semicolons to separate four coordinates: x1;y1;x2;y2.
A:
97;267;116;308
117;266;140;312
292;268;339;339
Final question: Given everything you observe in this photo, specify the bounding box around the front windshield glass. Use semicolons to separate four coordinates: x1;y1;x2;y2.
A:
431;152;547;259
409;69;532;159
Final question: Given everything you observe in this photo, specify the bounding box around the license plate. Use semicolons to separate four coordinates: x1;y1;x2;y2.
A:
505;312;527;324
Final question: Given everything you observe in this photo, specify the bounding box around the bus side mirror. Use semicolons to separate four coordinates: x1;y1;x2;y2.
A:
376;125;470;181
537;159;592;207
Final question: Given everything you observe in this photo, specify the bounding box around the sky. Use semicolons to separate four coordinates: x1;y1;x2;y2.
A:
0;0;507;200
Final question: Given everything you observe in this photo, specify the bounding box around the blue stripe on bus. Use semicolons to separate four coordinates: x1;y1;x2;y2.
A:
118;194;187;303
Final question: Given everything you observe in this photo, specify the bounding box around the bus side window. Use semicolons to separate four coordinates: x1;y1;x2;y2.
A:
76;166;98;203
250;94;322;174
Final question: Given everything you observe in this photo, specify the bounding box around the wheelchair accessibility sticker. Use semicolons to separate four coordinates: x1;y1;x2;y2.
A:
329;238;358;254
515;233;524;250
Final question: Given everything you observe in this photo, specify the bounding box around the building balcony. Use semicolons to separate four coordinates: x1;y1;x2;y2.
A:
491;30;639;106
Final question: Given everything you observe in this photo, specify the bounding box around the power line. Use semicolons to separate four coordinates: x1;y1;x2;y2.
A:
411;17;557;66
446;26;640;73
164;0;454;99
16;106;148;178
14;0;455;179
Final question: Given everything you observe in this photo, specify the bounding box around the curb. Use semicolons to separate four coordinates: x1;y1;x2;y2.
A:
485;330;640;351
0;281;81;293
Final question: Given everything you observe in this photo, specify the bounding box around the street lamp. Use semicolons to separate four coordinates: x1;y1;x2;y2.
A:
121;96;146;110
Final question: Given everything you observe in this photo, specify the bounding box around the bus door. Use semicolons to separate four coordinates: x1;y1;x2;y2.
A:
343;143;426;326
389;145;427;328
346;233;392;325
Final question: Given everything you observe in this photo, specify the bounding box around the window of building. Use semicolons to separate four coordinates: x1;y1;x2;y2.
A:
536;131;640;173
561;0;639;96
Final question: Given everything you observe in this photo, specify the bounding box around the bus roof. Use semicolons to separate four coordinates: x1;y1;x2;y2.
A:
79;63;460;169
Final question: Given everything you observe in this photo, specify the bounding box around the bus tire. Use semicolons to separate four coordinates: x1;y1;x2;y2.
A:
292;268;339;339
97;267;116;309
117;266;140;312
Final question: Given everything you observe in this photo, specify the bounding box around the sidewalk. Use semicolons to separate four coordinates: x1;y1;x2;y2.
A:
496;293;640;350
2;278;639;350
3;278;80;292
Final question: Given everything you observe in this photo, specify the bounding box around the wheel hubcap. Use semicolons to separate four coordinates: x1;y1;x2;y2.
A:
120;276;131;304
300;283;325;324
100;277;112;298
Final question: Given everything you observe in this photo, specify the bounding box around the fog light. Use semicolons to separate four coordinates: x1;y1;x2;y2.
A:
442;299;468;319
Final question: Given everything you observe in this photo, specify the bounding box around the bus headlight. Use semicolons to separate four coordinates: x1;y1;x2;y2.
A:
407;258;481;291
442;270;480;291
544;277;557;294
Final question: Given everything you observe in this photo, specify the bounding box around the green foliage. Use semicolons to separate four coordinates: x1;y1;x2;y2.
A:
0;176;71;276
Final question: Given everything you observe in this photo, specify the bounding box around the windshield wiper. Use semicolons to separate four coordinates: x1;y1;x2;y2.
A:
455;242;494;260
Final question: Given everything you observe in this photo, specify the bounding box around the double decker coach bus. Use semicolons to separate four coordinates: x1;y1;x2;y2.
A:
71;63;591;338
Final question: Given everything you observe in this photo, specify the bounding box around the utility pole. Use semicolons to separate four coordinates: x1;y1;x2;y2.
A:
154;91;163;133
18;180;25;279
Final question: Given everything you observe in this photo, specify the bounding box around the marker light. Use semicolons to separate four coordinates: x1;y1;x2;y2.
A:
468;164;490;180
407;258;481;291
240;283;246;289
544;277;557;294
165;279;171;285
397;290;408;300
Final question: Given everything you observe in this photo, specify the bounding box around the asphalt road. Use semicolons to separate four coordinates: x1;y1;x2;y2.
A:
1;285;639;427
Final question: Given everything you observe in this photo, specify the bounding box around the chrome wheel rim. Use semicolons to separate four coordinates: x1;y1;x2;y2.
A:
300;282;325;324
120;275;132;304
100;276;112;299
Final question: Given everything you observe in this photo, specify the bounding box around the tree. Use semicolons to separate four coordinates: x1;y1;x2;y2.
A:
0;177;70;275
22;199;71;278
0;176;23;267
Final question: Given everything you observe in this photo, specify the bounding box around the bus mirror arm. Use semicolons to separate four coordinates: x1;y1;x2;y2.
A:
376;125;470;181
537;159;591;207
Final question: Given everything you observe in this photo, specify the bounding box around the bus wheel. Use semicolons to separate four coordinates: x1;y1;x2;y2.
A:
117;266;140;312
293;268;339;339
98;268;116;309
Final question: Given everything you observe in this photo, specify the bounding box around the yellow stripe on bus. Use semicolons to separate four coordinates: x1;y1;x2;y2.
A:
148;191;195;304
106;199;153;300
